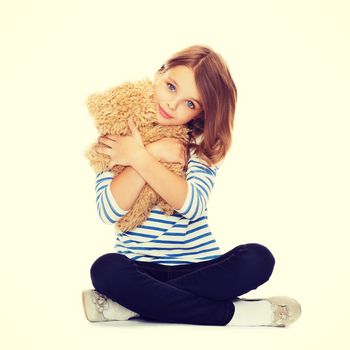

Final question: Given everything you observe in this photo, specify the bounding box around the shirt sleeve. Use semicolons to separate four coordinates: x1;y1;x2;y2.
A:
175;152;222;220
95;171;130;225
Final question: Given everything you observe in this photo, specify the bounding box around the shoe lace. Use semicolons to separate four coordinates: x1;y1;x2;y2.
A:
92;290;109;313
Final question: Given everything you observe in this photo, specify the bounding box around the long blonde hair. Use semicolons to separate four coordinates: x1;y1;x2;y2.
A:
157;44;237;167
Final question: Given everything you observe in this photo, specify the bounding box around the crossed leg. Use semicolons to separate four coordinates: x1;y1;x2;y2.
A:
90;243;275;326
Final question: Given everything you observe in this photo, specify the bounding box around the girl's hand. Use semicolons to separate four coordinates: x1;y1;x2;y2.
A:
147;138;187;165
96;117;145;168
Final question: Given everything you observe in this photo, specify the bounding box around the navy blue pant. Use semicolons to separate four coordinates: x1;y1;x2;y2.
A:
90;242;275;326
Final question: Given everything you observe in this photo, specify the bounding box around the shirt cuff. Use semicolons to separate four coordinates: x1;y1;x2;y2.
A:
175;181;193;214
106;179;130;215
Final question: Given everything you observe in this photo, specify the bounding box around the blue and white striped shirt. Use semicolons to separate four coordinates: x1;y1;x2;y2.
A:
95;150;224;266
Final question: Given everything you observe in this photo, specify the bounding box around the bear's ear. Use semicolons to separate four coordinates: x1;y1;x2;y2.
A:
86;93;102;117
86;90;119;122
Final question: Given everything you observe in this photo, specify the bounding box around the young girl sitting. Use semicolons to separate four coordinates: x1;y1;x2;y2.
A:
82;44;301;327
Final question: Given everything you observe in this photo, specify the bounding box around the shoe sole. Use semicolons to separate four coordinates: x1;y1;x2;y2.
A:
82;290;90;321
82;290;93;322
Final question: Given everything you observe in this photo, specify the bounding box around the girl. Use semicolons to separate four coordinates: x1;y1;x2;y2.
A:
82;45;301;327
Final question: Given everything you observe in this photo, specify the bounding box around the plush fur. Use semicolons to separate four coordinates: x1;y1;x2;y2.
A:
84;78;191;232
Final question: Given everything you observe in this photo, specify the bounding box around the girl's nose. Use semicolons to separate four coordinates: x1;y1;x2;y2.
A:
167;100;177;110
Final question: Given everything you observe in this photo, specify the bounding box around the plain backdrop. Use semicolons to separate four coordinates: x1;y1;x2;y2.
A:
1;0;349;349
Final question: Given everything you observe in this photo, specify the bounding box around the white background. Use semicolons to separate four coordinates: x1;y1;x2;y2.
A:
1;0;349;349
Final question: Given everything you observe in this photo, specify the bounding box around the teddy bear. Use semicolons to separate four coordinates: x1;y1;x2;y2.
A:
84;77;191;232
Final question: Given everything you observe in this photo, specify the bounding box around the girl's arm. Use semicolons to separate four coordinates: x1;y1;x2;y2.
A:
130;150;222;221
95;170;129;225
130;151;188;211
96;123;188;220
108;140;186;212
109;165;147;211
95;144;158;225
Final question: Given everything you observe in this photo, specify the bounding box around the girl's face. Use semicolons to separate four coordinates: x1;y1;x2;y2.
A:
152;65;203;126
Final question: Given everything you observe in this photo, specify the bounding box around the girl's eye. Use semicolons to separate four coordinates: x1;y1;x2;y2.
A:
166;82;195;110
167;82;175;91
186;101;195;109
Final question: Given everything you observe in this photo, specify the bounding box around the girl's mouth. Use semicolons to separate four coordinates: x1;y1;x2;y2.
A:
159;105;174;119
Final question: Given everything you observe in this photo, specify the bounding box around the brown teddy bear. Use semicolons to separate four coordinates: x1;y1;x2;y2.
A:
84;77;191;232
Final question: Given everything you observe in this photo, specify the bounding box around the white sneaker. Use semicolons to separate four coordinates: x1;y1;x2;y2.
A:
82;289;140;322
239;295;302;327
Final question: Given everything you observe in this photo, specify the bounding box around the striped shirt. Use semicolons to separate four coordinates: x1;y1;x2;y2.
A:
95;149;224;266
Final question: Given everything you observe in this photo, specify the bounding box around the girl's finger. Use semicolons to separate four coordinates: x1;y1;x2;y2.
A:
99;137;114;147
96;146;109;154
105;134;117;140
99;134;114;141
